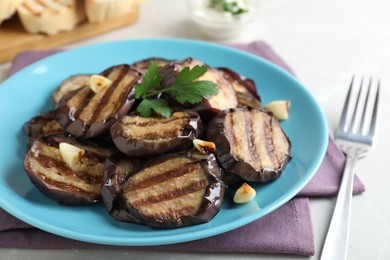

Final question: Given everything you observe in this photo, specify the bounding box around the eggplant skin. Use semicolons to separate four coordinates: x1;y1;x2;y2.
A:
207;107;292;182
24;111;64;148
101;155;146;222
112;151;226;228
23;134;115;206
110;110;203;157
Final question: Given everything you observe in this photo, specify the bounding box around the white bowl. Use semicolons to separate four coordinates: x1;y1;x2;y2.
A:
188;0;259;39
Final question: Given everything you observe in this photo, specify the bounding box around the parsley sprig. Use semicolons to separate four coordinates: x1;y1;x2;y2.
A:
135;62;219;118
210;0;249;16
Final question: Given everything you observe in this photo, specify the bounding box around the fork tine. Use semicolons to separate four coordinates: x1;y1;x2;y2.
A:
358;77;372;134
368;80;380;137
350;77;364;133
338;76;354;132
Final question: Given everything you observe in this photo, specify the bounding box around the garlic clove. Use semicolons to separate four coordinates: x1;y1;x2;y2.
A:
59;142;85;169
264;100;291;120
90;74;112;93
193;139;216;154
233;183;256;204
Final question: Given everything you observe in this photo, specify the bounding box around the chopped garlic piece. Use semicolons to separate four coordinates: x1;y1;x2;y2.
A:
59;142;85;169
90;74;112;93
233;183;256;204
264;100;291;120
193;139;216;154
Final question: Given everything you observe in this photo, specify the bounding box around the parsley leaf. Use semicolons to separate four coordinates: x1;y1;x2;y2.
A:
136;99;172;118
176;65;207;82
209;0;249;16
134;62;219;118
135;62;163;99
165;67;219;104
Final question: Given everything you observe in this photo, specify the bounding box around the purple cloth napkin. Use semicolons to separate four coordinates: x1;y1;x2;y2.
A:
0;41;365;256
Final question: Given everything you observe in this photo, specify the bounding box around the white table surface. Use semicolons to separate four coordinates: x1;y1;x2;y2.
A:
1;0;389;259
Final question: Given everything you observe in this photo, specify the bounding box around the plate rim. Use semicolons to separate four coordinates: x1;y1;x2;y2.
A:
0;38;329;246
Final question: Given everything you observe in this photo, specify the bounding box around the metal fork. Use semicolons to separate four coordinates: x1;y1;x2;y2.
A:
320;77;380;260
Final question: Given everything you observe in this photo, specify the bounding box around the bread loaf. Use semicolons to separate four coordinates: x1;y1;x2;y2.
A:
17;0;85;35
84;0;137;23
0;0;23;26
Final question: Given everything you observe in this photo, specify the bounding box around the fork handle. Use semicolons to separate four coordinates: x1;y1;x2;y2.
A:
320;155;356;260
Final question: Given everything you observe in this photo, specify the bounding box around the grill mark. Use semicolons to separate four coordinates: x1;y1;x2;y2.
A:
231;110;251;161
73;170;102;184
34;153;102;184
128;129;184;140
30;146;102;184
123;114;189;127
130;178;208;208
36;0;59;13
225;112;237;153
65;87;93;120
270;117;285;165
126;162;201;191
263;114;278;166
33;152;61;168
22;2;42;16
36;0;48;8
75;89;94;119
145;205;198;221
86;67;127;124
97;73;139;121
39;173;96;194
244;110;257;165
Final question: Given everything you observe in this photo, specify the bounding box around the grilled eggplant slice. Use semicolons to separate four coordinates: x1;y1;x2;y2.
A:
52;74;91;105
131;57;171;75
102;154;146;221
219;68;261;108
24;111;64;148
110;110;202;157
24;134;115;205
56;65;141;139
118;151;226;228
160;58;238;118
207;107;291;182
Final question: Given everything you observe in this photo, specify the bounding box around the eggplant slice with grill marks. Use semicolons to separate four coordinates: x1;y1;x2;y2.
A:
110;110;203;157
51;74;92;105
115;151;226;228
207;107;291;182
56;65;141;139
218;68;261;109
160;57;238;118
102;154;146;222
24;111;64;148
130;57;171;75
24;134;115;205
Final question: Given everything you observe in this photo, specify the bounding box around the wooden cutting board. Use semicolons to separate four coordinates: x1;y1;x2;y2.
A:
0;7;139;64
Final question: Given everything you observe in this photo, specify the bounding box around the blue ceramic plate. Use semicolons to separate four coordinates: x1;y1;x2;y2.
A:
0;39;327;246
